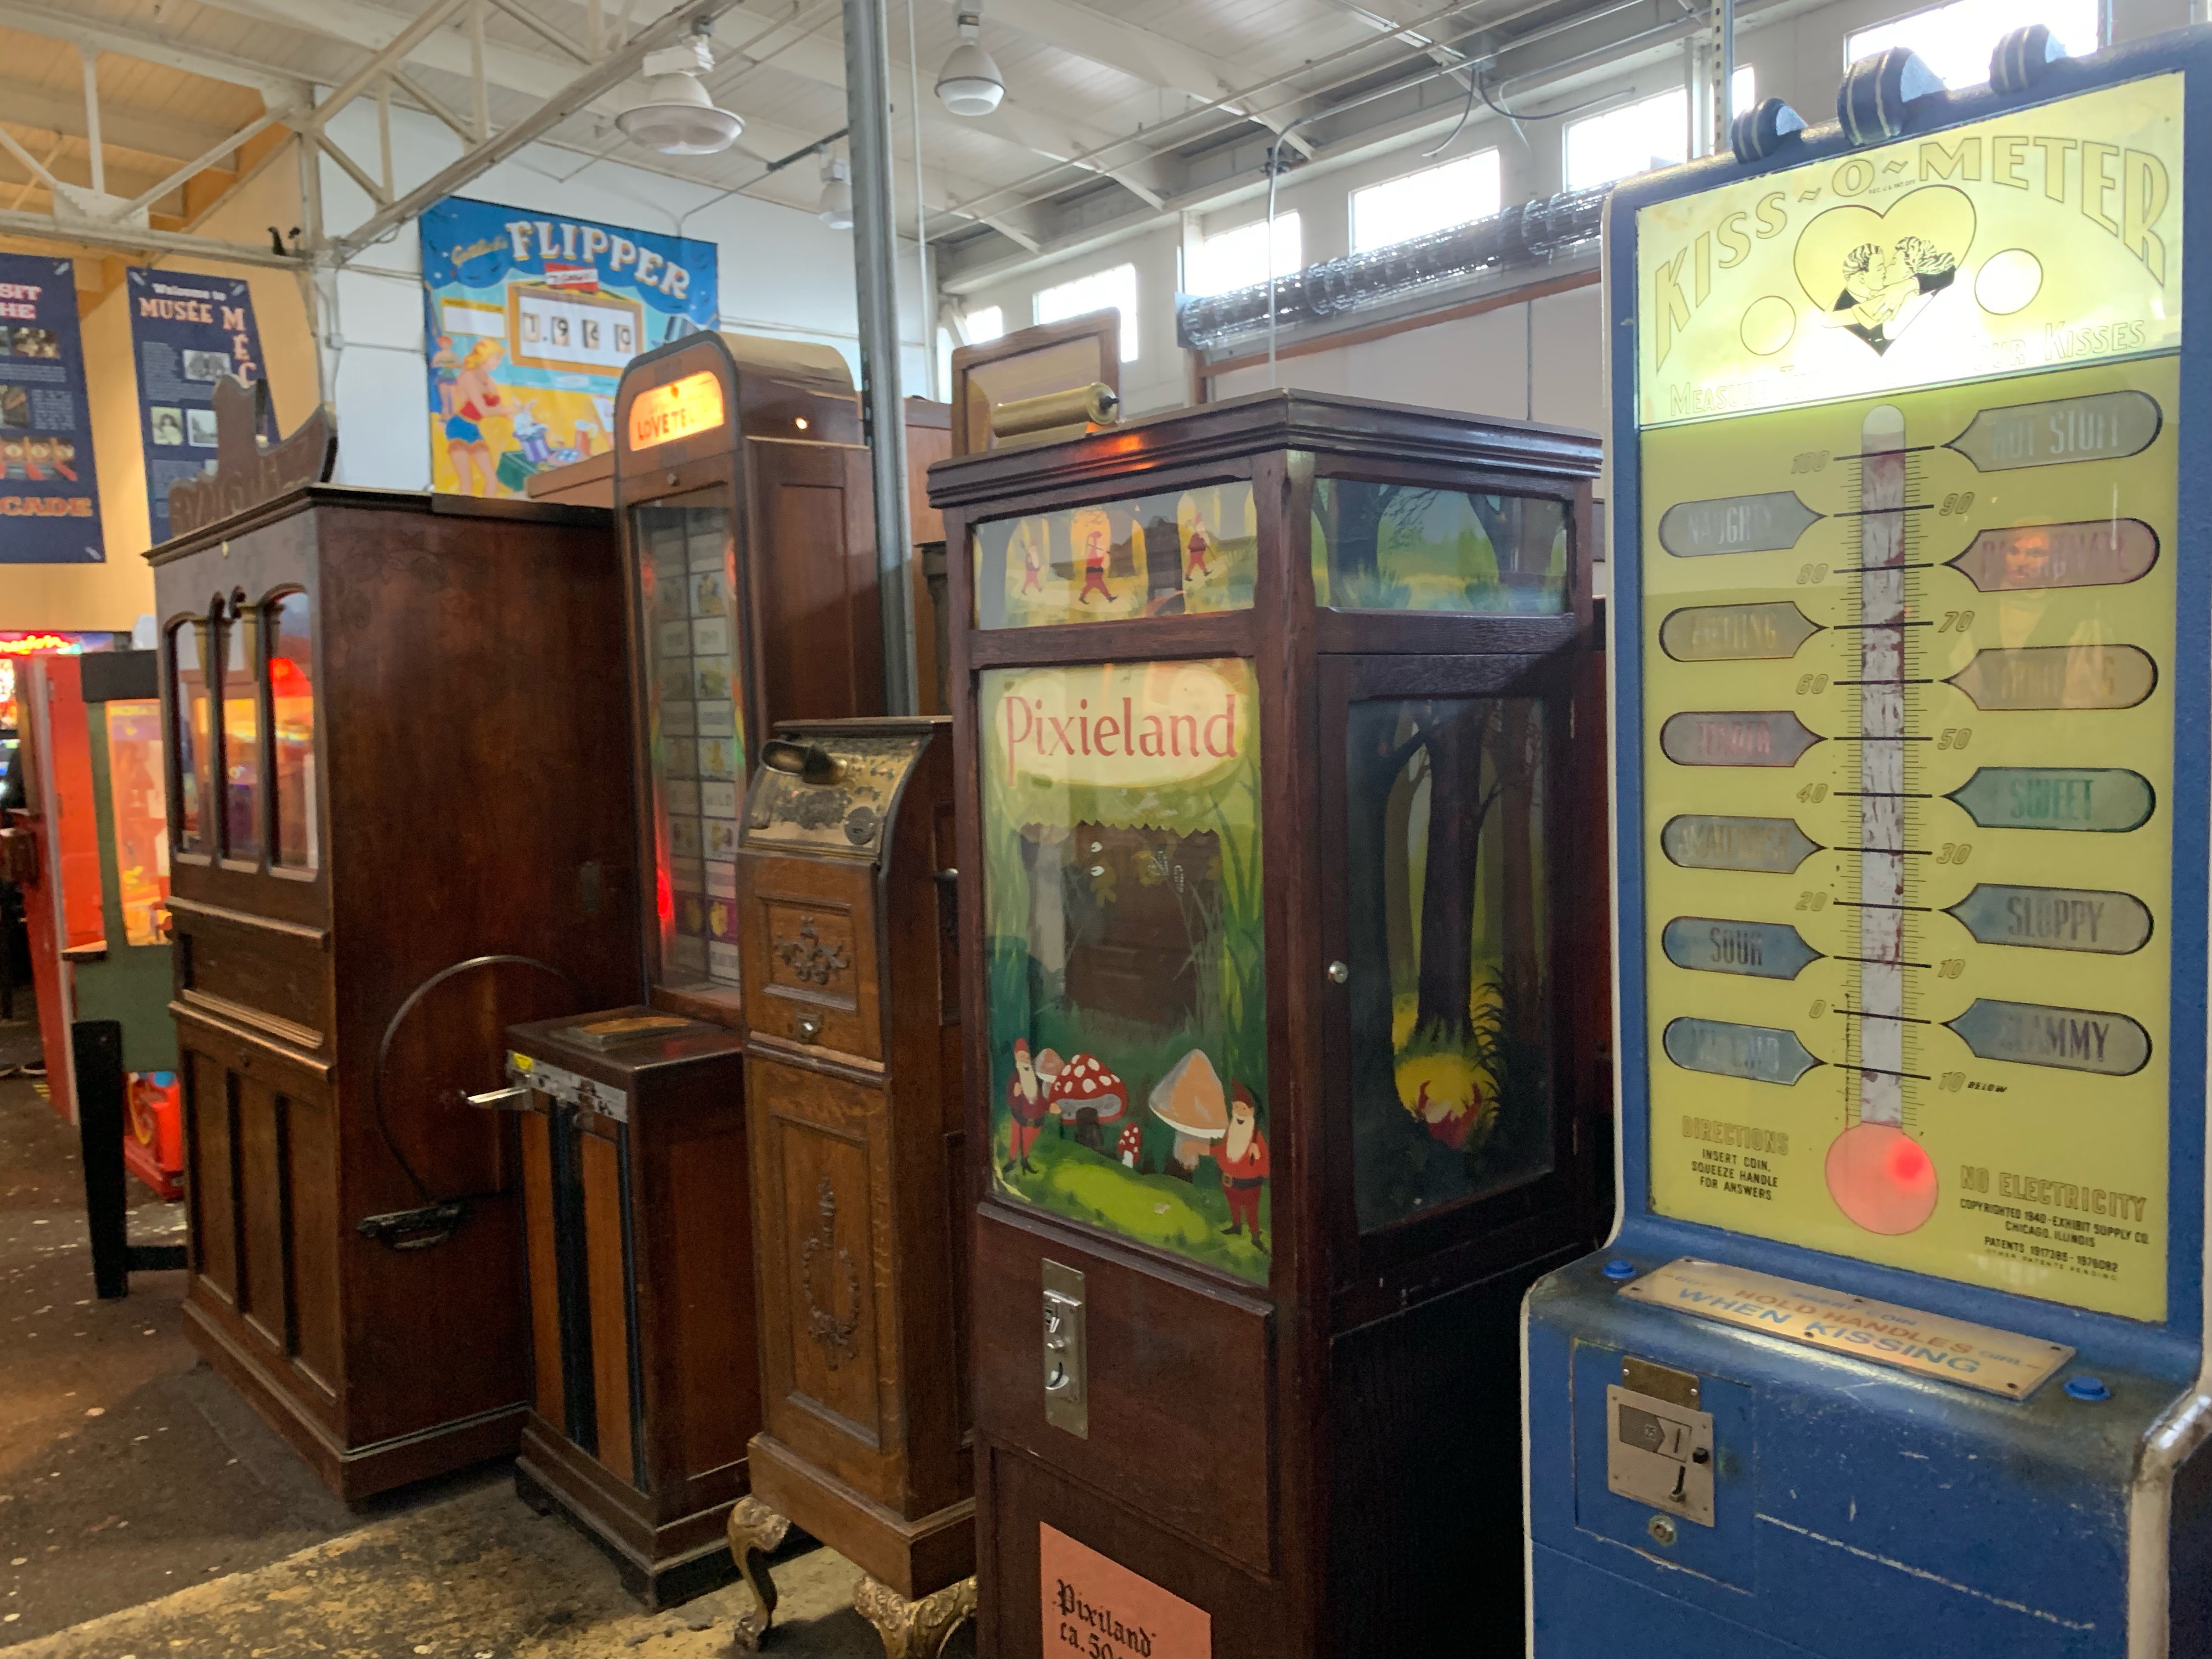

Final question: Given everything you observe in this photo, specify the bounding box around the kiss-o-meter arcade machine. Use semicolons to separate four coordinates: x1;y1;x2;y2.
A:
1527;29;2212;1657
935;390;1612;1655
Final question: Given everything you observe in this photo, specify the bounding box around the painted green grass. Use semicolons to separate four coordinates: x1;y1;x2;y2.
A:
995;1115;1272;1282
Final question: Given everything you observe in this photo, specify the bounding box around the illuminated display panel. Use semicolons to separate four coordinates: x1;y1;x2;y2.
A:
1634;75;2182;1320
627;369;726;452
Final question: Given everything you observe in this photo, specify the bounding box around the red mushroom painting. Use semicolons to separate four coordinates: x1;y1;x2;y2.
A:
1115;1122;1144;1169
1046;1053;1126;1153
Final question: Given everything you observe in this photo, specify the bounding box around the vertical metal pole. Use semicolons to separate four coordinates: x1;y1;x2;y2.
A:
845;0;917;714
1711;0;1735;151
906;0;932;399
80;48;105;196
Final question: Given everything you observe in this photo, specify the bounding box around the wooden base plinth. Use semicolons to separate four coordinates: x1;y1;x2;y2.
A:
515;1414;743;1609
744;1431;974;1599
728;1490;977;1658
184;1300;524;1504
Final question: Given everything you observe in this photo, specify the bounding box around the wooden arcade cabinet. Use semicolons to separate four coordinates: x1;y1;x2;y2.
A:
723;717;970;1656
151;486;635;1502
503;329;901;1605
933;391;1612;1655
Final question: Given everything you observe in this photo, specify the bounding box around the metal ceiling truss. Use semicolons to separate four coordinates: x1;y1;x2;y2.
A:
0;0;1788;303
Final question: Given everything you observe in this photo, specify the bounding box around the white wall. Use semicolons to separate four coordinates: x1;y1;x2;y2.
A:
313;101;939;490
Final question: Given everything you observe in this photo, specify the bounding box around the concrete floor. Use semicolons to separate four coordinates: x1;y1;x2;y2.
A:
0;1018;905;1659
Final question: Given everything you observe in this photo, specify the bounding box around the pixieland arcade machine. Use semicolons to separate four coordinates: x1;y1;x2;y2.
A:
936;391;1611;1655
1526;29;2212;1657
502;329;885;1604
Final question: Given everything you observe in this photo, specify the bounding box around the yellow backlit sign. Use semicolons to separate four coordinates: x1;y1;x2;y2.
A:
627;369;725;451
1636;75;2182;428
1634;76;2185;1322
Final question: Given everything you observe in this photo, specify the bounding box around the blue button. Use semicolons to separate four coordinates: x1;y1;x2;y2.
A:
2064;1375;2111;1402
1602;1259;1638;1281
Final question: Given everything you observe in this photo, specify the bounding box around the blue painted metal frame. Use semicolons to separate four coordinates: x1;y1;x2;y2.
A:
1602;24;2212;1387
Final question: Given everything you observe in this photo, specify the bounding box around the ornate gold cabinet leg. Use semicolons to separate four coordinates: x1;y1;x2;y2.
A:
854;1573;978;1659
726;1496;792;1652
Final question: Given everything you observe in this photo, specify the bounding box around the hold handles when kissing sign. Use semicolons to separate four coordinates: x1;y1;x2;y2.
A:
1040;1524;1211;1659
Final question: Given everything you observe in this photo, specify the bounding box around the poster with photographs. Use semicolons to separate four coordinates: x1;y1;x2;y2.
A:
127;269;272;545
0;253;103;563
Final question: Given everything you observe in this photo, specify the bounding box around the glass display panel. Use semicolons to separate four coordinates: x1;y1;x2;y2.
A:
973;481;1256;628
269;592;317;871
1347;696;1555;1232
168;620;210;855
219;617;259;859
635;499;746;1002
1311;481;1568;613
979;657;1269;1284
103;699;170;946
1631;75;2182;1321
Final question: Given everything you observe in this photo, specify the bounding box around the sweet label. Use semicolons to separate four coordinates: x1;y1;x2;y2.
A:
1041;1525;1211;1659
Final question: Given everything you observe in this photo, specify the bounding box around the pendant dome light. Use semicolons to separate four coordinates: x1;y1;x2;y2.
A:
935;4;1005;116
617;22;744;155
818;157;855;229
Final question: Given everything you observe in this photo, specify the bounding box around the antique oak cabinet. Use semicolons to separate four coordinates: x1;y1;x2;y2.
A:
505;330;895;1602
724;718;971;1656
932;392;1611;1655
151;486;635;1501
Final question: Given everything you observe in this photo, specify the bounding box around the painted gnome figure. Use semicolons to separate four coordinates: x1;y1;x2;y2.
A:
1214;1085;1269;1250
1007;1039;1049;1174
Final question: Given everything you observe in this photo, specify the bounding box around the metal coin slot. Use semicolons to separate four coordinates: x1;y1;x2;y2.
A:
1042;1259;1087;1438
1606;1380;1716;1527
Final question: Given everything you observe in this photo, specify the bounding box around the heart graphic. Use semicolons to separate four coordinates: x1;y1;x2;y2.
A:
1791;185;1976;356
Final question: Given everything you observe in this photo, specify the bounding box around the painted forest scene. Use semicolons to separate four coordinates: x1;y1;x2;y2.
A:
1313;480;1570;613
973;480;1257;629
980;659;1270;1284
1347;695;1556;1232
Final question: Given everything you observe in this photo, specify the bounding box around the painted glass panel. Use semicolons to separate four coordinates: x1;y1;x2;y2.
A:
102;699;169;946
219;617;259;859
270;591;317;871
980;658;1269;1283
973;480;1256;628
168;621;209;855
635;499;746;1003
1348;697;1555;1231
1312;481;1568;613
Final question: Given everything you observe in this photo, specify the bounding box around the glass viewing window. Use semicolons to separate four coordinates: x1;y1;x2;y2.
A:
1312;481;1570;613
636;499;747;1006
270;591;317;871
1346;696;1554;1232
103;699;170;946
169;619;211;855
220;612;261;860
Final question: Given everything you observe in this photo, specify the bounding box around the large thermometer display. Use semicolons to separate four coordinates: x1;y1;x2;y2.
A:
1634;74;2181;1320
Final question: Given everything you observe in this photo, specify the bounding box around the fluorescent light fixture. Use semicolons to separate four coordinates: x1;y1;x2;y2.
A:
618;32;743;155
937;6;1005;116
